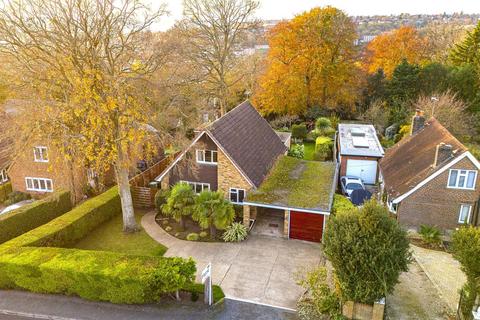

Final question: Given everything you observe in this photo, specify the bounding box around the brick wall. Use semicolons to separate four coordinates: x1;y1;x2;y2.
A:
398;157;480;232
217;149;253;196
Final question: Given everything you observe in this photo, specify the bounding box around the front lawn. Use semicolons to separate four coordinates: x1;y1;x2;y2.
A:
292;141;316;161
73;209;167;256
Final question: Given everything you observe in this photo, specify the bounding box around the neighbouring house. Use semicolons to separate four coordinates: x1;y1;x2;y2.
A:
155;101;338;242
0;111;12;185
337;123;384;184
379;111;480;233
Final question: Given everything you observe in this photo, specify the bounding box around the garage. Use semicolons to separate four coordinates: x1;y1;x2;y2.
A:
346;159;378;184
289;211;324;242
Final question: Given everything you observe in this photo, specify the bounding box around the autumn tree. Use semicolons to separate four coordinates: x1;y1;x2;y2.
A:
365;26;428;78
254;7;360;116
179;0;260;115
0;0;167;232
422;22;467;64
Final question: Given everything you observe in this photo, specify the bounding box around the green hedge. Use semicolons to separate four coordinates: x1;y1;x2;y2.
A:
0;191;72;245
0;182;12;203
2;187;120;249
314;136;333;161
0;246;195;304
332;194;355;215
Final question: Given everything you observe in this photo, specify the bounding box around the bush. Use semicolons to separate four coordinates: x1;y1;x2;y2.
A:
419;224;442;247
222;222;248;242
165;226;172;232
0;182;12;203
324;200;411;304
182;283;225;303
186;233;199;241
162;183;195;230
292;124;308;141
0;191;72;245
0;246;195;304
4;191;31;206
154;189;170;213
332;194;355;215
288;144;305;159
2;187;120;249
199;231;208;238
315;117;332;133
314;136;333;161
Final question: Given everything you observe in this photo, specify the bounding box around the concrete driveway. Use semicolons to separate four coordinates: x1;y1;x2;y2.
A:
142;211;322;309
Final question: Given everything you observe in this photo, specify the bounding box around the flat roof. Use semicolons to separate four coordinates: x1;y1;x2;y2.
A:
244;156;337;213
338;123;384;157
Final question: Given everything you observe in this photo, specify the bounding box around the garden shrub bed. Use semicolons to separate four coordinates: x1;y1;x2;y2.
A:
183;283;225;303
0;182;12;203
0;191;72;245
155;214;227;242
0;246;195;304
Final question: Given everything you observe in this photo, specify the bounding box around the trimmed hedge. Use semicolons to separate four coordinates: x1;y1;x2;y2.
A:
2;187;120;249
0;191;72;245
314;136;333;161
0;246;195;304
0;182;12;203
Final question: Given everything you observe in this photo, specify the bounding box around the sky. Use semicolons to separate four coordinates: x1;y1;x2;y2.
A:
155;0;480;30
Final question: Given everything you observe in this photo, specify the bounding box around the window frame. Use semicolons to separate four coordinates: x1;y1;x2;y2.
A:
25;177;54;192
195;149;218;165
229;188;246;204
180;180;210;194
33;146;49;163
447;169;477;190
0;169;7;183
458;204;472;224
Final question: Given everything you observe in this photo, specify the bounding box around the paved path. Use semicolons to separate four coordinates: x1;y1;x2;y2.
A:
142;211;322;309
411;244;466;312
0;290;297;320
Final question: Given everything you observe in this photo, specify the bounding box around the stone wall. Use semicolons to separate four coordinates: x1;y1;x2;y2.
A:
217;149;253;196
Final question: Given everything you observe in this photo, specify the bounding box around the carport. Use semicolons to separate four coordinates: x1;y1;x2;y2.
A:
242;156;338;243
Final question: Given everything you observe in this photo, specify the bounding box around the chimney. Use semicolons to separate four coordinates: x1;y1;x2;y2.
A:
434;143;453;167
411;109;425;135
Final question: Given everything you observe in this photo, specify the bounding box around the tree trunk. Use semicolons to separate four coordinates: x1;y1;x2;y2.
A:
210;224;216;240
114;150;138;233
180;216;186;231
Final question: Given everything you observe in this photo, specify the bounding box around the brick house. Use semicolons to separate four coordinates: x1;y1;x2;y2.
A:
0;111;12;185
379;112;480;233
156;101;338;242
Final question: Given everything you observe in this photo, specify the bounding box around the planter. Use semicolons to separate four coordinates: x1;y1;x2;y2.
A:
342;299;385;320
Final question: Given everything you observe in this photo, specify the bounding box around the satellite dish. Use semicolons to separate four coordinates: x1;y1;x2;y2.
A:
351;189;372;206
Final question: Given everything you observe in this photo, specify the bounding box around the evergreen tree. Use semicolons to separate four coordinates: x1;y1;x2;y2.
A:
451;21;480;69
362;68;387;108
387;59;421;104
193;190;235;239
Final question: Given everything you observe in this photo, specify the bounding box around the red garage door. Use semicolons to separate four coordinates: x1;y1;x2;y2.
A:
289;211;324;242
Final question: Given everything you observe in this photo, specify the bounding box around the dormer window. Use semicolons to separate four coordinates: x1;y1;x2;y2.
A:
448;169;477;190
33;146;49;162
196;149;217;164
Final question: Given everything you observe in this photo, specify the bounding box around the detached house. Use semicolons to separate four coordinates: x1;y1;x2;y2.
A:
380;111;480;233
156;101;337;242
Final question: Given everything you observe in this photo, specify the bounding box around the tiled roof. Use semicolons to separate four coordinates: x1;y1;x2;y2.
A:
207;101;287;187
379;118;467;198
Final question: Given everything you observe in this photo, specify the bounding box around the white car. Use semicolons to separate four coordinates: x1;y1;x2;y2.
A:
340;176;366;199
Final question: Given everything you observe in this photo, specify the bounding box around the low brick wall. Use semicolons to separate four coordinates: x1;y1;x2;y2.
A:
342;300;385;320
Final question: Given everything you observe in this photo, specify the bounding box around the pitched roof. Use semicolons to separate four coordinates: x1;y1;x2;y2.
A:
379;118;467;198
206;101;287;188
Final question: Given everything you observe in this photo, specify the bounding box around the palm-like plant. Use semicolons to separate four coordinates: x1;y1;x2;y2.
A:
161;183;195;230
193;190;235;239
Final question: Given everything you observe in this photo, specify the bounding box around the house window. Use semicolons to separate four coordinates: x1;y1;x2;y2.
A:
458;204;472;224
180;180;210;194
230;188;246;204
25;177;53;192
196;149;218;164
0;169;7;183
33;146;49;162
448;169;477;189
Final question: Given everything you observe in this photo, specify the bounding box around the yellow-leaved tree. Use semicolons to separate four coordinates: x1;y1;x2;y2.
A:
0;0;167;232
254;7;360;115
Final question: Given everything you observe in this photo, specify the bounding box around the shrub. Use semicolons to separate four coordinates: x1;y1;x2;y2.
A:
0;246;195;304
186;233;199;241
288;144;305;159
182;283;225;303
165;226;172;232
324;200;411;304
292;124;308;141
0;182;12;203
0;191;72;245
193;191;235;239
162;183;195;230
315;117;332;134
154;189;170;213
4;191;31;206
418;224;442;247
222;222;248;242
199;231;208;238
314;136;333;161
332;194;355;215
2;187;120;249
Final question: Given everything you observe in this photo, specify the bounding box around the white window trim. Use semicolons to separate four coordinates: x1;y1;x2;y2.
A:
458;204;472;224
33;146;49;163
195;149;218;165
180;180;210;194
0;169;8;183
229;188;246;204
447;169;477;190
25;177;54;192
